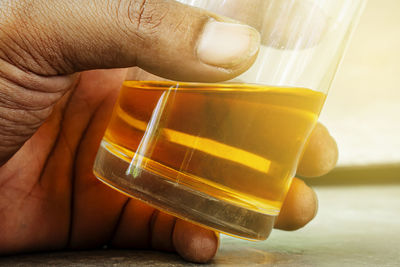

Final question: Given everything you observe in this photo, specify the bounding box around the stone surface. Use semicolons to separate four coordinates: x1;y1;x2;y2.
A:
1;183;399;266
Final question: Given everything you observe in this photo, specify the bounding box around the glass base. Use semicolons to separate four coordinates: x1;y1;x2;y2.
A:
93;144;275;240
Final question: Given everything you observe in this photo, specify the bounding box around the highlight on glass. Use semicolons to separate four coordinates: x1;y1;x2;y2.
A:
93;0;367;240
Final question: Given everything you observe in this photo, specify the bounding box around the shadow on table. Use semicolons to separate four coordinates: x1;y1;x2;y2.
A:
304;163;400;186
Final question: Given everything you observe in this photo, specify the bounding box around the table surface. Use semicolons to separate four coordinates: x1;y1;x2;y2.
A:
2;182;399;267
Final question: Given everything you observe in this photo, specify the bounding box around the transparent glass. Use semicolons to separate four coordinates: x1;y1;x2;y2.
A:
93;0;366;240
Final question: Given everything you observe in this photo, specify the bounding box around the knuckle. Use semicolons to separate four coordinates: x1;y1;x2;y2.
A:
0;63;60;154
0;80;54;139
0;0;65;75
0;65;64;110
123;0;169;34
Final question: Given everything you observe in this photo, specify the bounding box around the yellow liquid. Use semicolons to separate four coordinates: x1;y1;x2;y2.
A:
102;81;325;215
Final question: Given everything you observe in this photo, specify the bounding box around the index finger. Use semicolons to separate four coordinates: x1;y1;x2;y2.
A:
297;122;339;177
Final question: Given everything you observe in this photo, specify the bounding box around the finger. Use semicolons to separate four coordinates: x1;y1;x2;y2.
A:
150;210;220;262
274;177;318;231
0;0;260;165
173;219;219;263
68;70;134;248
110;199;156;249
110;199;219;263
297;122;338;177
3;0;260;82
149;211;175;252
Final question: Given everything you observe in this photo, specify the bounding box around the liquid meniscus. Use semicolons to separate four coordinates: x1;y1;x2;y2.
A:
96;81;325;216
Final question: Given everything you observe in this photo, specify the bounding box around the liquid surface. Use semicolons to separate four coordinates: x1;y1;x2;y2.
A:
103;81;325;214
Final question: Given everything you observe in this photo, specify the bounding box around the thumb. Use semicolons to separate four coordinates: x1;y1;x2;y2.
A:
0;0;260;165
2;0;260;82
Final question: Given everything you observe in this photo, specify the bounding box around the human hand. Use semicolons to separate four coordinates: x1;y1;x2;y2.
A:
0;0;337;263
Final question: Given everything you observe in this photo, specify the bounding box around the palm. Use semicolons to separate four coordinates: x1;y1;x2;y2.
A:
0;68;328;262
0;69;152;253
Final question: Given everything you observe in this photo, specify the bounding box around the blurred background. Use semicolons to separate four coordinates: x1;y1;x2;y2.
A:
308;0;400;185
321;0;400;168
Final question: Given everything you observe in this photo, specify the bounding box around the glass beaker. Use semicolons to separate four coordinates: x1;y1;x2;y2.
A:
93;0;366;240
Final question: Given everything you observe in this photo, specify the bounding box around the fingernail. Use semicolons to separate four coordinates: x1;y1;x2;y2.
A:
197;21;260;67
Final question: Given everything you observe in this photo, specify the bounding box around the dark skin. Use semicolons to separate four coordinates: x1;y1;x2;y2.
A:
0;68;337;262
0;0;338;263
